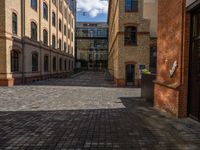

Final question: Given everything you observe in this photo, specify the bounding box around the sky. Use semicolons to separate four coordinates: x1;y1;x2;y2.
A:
76;0;108;22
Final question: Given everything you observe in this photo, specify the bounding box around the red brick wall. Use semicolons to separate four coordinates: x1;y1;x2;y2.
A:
155;0;189;117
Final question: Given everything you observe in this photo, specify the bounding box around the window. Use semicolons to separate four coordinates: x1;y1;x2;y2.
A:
53;57;56;72
124;26;137;45
68;30;70;38
64;59;67;71
68;60;71;70
12;13;17;35
64;25;67;36
43;2;48;20
43;30;48;45
71;61;73;70
11;51;19;72
64;8;67;19
31;22;37;40
52;12;56;26
32;53;38;72
31;0;37;11
71;32;73;42
125;0;138;12
44;55;49;72
72;19;74;28
64;42;67;52
59;19;62;32
59;39;62;50
52;35;56;49
59;58;62;71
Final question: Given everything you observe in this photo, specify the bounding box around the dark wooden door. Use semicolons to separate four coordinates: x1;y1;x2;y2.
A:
126;64;135;84
189;10;200;120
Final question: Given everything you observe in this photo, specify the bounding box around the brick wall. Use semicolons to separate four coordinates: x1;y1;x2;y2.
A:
154;0;189;117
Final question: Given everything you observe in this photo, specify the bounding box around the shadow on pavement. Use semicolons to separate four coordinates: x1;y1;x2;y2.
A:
0;97;200;150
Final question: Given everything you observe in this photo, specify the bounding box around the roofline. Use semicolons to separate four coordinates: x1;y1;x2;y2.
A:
107;0;111;24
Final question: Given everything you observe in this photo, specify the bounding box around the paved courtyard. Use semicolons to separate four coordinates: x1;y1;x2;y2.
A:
0;72;200;150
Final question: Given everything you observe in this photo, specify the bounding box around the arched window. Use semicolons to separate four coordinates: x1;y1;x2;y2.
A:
64;8;67;19
12;13;17;35
59;58;62;71
59;39;62;50
52;35;56;49
11;51;19;72
124;26;137;45
44;55;49;72
32;53;38;72
31;0;37;11
43;29;48;45
53;57;57;72
52;12;56;26
64;25;67;35
125;0;138;12
43;2;48;20
31;22;37;40
59;19;62;32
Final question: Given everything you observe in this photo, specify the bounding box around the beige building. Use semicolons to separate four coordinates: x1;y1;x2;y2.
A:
143;0;158;73
108;0;150;86
143;0;157;38
0;0;75;86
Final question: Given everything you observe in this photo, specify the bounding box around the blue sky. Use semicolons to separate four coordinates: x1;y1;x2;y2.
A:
77;13;107;22
76;0;108;22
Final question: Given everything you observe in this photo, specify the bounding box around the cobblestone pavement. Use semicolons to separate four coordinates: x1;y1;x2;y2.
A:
0;72;200;150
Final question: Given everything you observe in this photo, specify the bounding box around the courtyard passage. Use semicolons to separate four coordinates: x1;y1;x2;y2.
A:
0;72;200;150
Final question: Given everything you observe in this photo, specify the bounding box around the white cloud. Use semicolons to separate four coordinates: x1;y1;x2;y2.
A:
77;0;108;18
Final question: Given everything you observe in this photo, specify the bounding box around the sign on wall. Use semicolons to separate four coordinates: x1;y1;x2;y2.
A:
169;60;178;78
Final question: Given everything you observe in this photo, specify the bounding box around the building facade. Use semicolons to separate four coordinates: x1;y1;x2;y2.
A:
0;0;75;86
143;0;158;74
108;0;150;87
76;22;108;71
155;0;200;121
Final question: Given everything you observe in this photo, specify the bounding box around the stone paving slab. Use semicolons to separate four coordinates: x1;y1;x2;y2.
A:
0;72;200;150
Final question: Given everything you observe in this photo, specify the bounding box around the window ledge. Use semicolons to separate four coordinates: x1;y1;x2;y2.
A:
31;7;38;12
124;44;138;47
125;11;138;13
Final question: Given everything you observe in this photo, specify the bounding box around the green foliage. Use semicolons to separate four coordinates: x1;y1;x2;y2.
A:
142;69;151;75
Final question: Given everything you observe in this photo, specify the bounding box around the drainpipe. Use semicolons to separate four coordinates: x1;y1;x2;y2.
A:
178;0;186;118
39;0;42;79
21;0;25;84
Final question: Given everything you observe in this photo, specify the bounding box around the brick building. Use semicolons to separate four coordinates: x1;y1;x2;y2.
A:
155;0;200;121
108;0;150;87
0;0;75;86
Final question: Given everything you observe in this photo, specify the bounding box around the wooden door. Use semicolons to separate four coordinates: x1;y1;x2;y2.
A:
189;10;200;120
126;64;135;85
